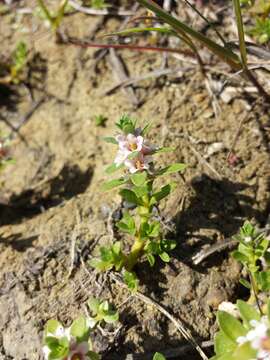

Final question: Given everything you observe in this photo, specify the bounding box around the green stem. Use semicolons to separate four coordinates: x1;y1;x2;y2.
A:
248;270;263;315
125;237;146;271
37;0;54;26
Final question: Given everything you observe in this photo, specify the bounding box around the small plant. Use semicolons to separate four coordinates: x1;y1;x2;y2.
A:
94;115;108;127
90;115;186;290
10;41;28;84
43;298;118;360
232;221;270;303
36;0;69;33
211;300;270;360
250;18;270;43
0;42;28;84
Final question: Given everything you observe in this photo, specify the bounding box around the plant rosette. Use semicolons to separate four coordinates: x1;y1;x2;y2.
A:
90;115;186;291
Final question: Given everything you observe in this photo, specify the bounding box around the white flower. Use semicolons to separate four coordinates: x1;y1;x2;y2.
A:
237;316;270;359
218;302;239;318
244;236;252;243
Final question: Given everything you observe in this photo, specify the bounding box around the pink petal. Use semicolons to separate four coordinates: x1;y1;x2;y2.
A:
76;342;89;354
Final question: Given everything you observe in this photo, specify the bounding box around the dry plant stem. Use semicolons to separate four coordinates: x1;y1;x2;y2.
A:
110;272;209;360
65;36;196;57
244;68;270;102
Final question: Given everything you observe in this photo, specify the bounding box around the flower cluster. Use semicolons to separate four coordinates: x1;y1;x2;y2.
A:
43;321;94;360
114;131;155;174
237;317;270;360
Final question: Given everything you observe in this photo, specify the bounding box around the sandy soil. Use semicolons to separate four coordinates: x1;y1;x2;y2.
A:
0;1;270;359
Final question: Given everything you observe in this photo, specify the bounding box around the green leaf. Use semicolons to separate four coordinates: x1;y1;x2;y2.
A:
141;122;152;135
239;278;251;289
103;137;118;144
161;239;177;252
88;298;101;315
70;316;89;339
159;252;170;262
151;183;176;205
157;163;187;176
45;320;62;336
47;337;69;359
214;330;236;355
232;342;257;360
232;0;247;67
103;310;119;324
105;163;124;174
148;222;160;237
237;300;260;328
123;270;139;292
232;250;249;264
217;311;247;342
89;258;112;271
147;253;155;266
153;147;175;154
101;178;126;191
153;353;166;360
258;270;270;291
130;171;147;186
117;212;136;235
268;299;270;322
120;189;142;205
133;185;149;197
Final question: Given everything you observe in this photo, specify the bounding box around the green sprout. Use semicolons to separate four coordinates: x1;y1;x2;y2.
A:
36;0;69;33
43;298;118;360
232;221;270;305
90;115;186;290
249;18;270;43
94;115;108;127
87;298;119;325
10;41;28;84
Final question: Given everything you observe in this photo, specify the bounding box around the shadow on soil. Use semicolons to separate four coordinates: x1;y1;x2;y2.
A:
0;232;38;252
0;164;93;226
171;174;268;269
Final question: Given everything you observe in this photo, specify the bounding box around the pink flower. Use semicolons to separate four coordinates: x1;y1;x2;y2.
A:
67;341;90;360
124;153;153;174
116;134;144;153
114;132;155;173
